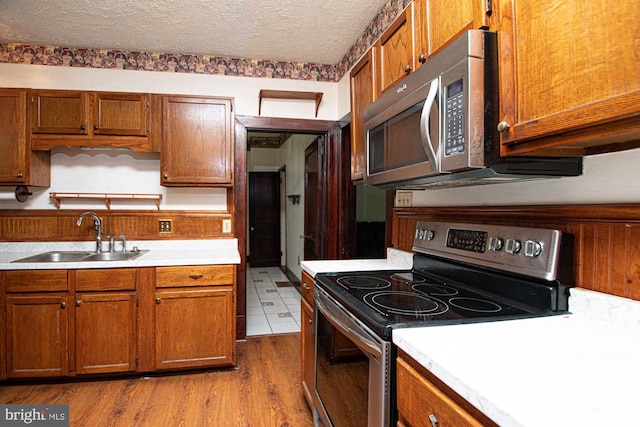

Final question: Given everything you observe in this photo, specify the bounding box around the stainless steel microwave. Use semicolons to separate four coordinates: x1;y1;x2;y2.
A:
363;30;582;188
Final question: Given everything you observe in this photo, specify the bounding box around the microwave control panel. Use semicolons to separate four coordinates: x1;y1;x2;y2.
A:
444;78;465;156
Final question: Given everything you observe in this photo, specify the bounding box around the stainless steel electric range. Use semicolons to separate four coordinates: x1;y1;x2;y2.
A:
312;221;574;427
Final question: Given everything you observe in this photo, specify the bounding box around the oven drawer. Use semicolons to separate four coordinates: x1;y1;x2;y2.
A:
397;353;496;427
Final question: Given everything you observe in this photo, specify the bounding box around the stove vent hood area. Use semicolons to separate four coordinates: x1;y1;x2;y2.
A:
375;157;584;190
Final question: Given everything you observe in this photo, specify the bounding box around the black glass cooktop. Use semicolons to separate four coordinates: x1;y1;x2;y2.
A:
315;266;559;339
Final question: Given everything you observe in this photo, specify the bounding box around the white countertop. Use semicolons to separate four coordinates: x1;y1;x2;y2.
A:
300;248;413;277
394;288;640;427
0;239;241;270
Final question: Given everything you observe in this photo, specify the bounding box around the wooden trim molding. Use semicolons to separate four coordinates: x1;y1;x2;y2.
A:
0;210;233;241
392;204;640;301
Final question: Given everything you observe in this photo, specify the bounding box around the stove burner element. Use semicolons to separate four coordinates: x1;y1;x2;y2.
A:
449;297;502;313
413;283;459;297
364;291;449;317
336;276;391;290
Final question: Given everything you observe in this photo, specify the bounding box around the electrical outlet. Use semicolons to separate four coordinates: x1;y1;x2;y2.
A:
159;219;172;233
396;191;413;207
222;219;232;233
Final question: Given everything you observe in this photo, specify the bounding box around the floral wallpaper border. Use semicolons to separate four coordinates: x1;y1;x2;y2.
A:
0;0;409;82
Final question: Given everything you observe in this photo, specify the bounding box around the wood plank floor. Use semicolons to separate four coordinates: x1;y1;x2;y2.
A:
0;334;313;427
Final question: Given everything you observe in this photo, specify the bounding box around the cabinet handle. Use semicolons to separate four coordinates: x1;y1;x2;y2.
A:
60;302;66;308
93;125;99;130
404;64;412;73
497;121;511;133
16;172;23;178
163;173;169;179
429;414;439;427
302;283;310;290
418;53;427;64
80;125;86;130
188;274;204;280
76;300;81;307
155;297;161;304
308;318;313;325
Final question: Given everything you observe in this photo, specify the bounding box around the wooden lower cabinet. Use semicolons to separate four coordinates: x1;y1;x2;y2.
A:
5;294;70;378
75;292;137;375
155;287;235;370
301;297;314;408
397;351;497;427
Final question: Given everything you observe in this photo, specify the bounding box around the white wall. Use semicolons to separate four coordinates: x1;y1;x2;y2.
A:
0;63;341;210
408;147;640;207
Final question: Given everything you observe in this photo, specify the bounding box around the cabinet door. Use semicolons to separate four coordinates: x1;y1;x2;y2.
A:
301;298;314;408
0;89;27;184
155;288;235;370
93;92;149;136
31;90;89;135
376;4;415;96
350;49;376;181
75;292;137;375
497;0;640;155
161;96;234;186
5;295;69;378
414;0;488;62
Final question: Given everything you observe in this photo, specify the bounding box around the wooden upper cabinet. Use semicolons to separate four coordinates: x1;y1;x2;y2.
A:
0;89;50;186
31;90;89;135
161;96;234;186
92;92;149;136
349;48;376;181
497;0;640;156
30;89;153;151
414;0;489;62
375;3;416;96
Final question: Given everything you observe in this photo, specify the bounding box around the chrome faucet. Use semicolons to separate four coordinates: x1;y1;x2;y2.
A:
76;212;102;253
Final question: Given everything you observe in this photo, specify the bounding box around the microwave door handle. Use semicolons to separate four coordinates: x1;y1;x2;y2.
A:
419;78;440;171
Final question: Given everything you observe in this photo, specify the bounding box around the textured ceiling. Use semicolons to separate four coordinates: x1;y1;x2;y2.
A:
0;0;389;64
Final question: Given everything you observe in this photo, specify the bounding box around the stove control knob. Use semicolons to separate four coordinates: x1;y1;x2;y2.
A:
425;230;435;240
524;240;543;257
488;236;504;251
505;238;522;254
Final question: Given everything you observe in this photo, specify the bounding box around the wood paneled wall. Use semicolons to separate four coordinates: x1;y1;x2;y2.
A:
0;210;233;241
392;205;640;301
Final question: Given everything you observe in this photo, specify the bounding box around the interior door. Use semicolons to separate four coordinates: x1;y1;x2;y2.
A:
304;137;325;261
249;171;281;267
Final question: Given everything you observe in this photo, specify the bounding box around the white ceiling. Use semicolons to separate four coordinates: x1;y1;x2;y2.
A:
0;0;389;64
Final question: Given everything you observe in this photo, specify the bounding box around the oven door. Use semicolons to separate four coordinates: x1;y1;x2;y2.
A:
314;286;392;427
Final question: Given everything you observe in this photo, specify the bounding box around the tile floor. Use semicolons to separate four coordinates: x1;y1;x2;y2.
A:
246;266;303;336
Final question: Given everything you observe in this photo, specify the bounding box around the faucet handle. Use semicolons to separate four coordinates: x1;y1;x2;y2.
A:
119;235;127;252
108;235;116;252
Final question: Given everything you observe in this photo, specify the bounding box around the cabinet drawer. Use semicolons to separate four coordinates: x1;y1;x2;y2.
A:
397;356;488;427
75;268;137;291
156;265;234;288
301;271;314;305
6;270;68;292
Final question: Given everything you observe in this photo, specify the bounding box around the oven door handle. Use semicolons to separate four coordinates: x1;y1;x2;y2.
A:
315;289;383;359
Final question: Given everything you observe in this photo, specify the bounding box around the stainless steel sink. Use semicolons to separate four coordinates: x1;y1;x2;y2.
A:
12;250;148;263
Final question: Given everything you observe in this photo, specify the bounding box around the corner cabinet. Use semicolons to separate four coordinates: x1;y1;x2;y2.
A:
349;49;376;181
496;0;640;156
154;265;236;370
160;96;234;186
0;89;50;187
397;350;498;427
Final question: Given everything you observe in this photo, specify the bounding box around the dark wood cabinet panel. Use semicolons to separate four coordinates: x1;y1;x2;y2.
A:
6;294;69;378
92;92;149;136
349;49;375;181
161;96;234;186
301;297;314;408
375;4;415;96
75;292;137;375
154;287;235;370
31;90;89;135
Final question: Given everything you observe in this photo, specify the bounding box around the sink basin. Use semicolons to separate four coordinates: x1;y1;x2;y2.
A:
12;250;148;263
